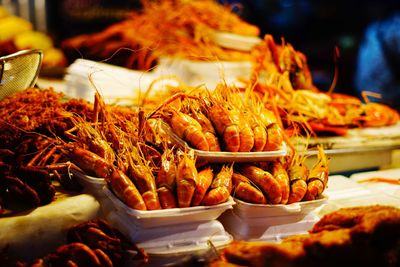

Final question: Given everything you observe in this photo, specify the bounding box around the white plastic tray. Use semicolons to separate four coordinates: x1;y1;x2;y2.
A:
232;195;328;218
103;186;234;228
163;122;288;162
72;170;106;191
219;210;319;241
107;210;233;258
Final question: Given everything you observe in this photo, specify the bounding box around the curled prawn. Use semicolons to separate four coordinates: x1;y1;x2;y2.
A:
129;165;161;210
106;169;147;211
169;109;209;151
243;111;267;152
189;106;221;151
66;144;113;178
239;165;282;204
271;160;290;204
191;167;214;206
202;165;233;206
303;146;329;201
287;153;309;204
176;151;198;208
208;103;240;152
155;149;177;209
232;172;266;204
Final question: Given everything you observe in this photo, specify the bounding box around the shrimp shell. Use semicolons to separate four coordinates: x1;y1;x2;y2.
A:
232;172;266;204
239;165;282;204
106;169;147;210
208;103;240;152
170;110;209;151
271;161;290;204
176;152;198;208
191;167;214;206
202;165;233;206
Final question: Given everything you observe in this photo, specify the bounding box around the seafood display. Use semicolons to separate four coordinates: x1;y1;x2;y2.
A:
248;35;400;137
62;0;258;70
0;219;148;267
211;205;400;267
230;145;328;205
147;85;285;153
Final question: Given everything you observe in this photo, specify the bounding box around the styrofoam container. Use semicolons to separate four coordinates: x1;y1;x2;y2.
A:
72;170;107;198
232;195;328;218
102;186;234;228
211;31;262;51
218;195;327;241
219;209;319;241
163;122;288;162
107;210;232;253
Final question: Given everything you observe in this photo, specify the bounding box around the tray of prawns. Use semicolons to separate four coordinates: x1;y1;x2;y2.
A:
147;87;288;163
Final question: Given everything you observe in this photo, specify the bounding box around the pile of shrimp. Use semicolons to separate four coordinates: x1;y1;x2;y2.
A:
230;146;329;205
248;34;400;137
0;88;140;213
61;0;259;70
146;83;286;153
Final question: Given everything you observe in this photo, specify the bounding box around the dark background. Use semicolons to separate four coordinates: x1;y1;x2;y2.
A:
46;0;400;98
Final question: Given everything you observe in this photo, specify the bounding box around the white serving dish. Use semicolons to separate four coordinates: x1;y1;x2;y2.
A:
163;122;288;163
219;210;319;241
107;210;232;254
72;170;106;194
232;195;328;218
102;186;234;228
218;195;327;241
211;31;262;51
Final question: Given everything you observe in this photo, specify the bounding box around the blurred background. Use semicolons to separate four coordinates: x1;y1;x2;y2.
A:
1;0;400;104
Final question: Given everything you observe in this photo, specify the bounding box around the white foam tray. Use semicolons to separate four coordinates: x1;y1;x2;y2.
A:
102;186;234;228
107;210;232;254
219;210;319;242
163;122;287;162
232;196;328;218
72;170;106;197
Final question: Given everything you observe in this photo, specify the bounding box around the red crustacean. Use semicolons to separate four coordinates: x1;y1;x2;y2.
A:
202;164;233;206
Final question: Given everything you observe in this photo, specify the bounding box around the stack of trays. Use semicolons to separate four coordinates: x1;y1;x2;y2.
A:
219;196;328;242
72;170;234;258
101;186;234;258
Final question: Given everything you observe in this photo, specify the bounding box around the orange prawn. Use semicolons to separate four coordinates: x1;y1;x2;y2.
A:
208;102;240;152
189;106;221;151
191;166;214;206
66;144;113;179
264;123;284;151
232;172;266;204
176;151;198;208
239;165;282;204
202;165;233;206
106;169;147;210
303;146;329;201
129;164;161;210
287;153;309;204
243;111;267;152
230;108;254;152
155;148;177;209
169;109;209;151
271;160;290;204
